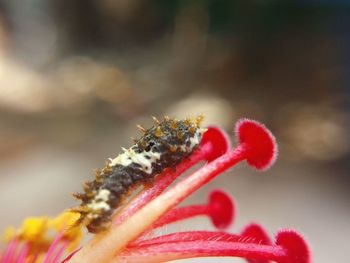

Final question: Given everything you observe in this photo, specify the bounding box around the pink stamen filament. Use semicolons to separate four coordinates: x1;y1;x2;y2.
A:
149;204;209;230
42;233;63;263
114;141;213;225
118;240;287;263
16;243;30;263
50;241;68;263
130;231;242;247
2;238;19;263
155;143;247;208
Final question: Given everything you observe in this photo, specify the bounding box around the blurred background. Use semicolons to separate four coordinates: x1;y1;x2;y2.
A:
0;0;349;262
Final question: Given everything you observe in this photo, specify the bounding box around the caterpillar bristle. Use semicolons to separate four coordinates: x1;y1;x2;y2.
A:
136;124;146;133
139;140;147;150
102;164;112;174
70;206;90;213
72;192;86;200
82;182;91;192
195;114;204;126
152;116;160;124
95;171;103;182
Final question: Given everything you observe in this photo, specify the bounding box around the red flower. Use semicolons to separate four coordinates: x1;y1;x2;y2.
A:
66;119;310;263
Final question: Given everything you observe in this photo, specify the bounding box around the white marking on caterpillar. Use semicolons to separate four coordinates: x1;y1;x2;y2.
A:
189;129;202;149
87;189;111;215
108;147;161;174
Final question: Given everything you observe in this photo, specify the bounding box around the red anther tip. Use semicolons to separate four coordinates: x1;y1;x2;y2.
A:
275;229;311;263
240;224;272;263
241;223;272;245
235;119;278;171
200;126;231;162
208;190;235;229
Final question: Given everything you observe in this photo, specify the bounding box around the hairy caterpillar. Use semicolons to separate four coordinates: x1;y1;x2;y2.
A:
72;116;205;233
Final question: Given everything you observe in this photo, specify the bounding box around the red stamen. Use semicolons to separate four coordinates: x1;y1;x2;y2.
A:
132;225;273;250
130;231;241;247
119;240;288;263
123;229;308;263
154;118;277;212
161;119;276;205
150;189;234;230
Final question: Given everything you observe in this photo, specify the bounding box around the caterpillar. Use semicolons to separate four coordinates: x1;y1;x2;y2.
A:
72;116;205;233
